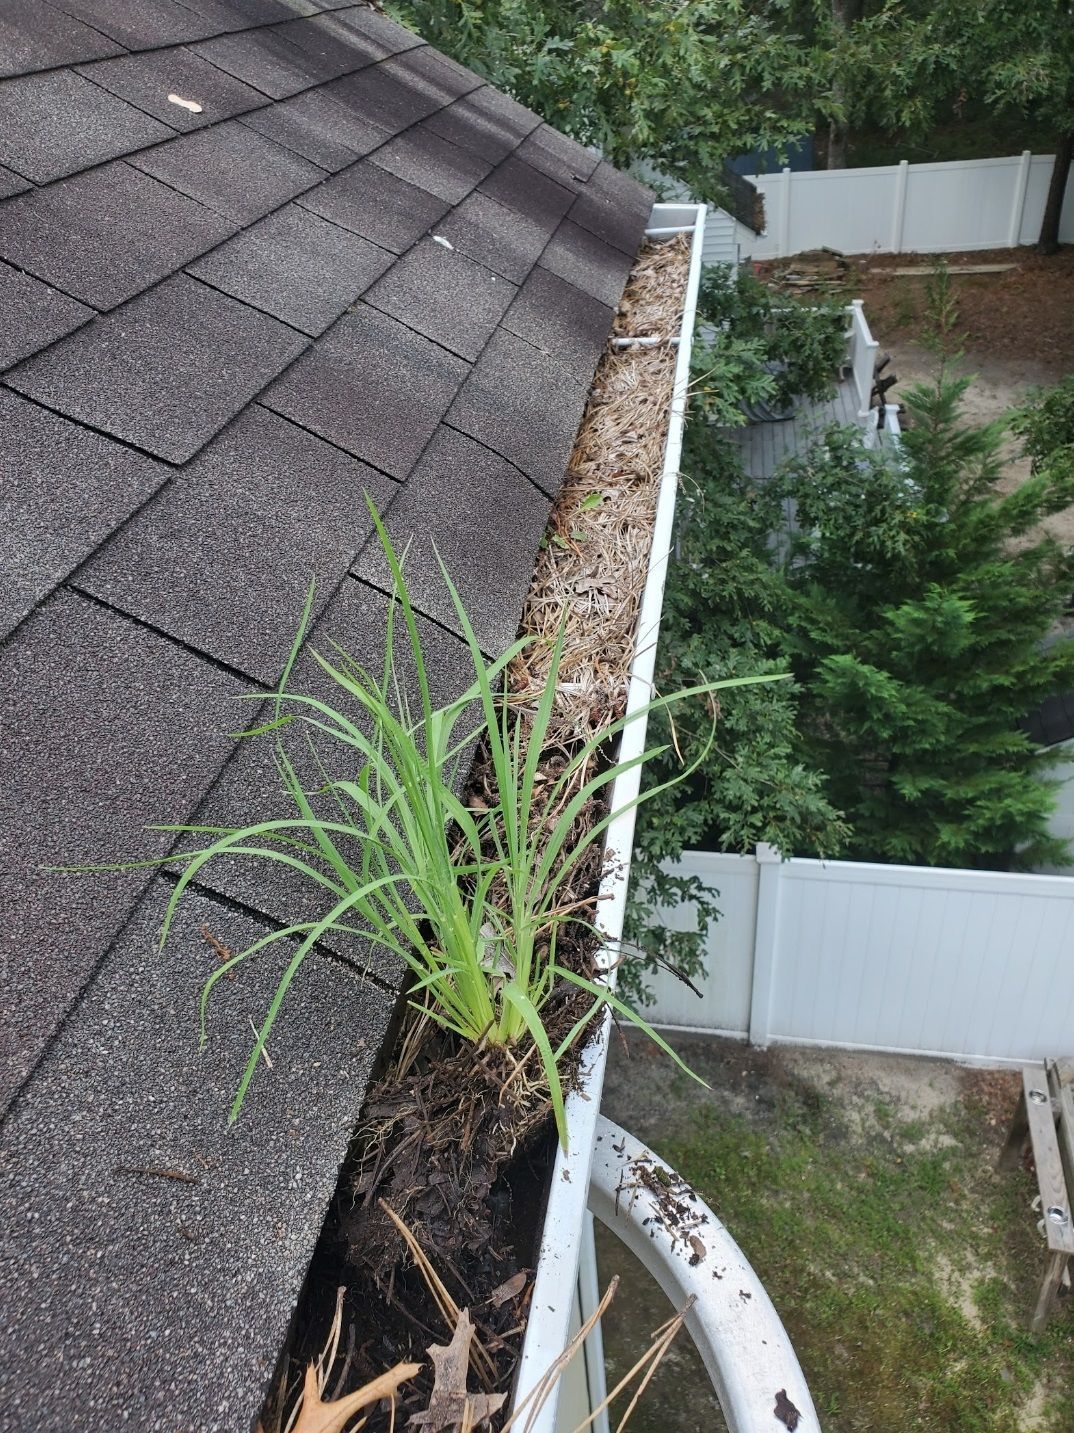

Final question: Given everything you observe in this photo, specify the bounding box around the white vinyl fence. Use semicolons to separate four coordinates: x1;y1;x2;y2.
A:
645;845;1074;1064
744;151;1074;259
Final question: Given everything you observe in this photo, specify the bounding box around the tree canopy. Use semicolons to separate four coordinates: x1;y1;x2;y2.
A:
386;0;817;194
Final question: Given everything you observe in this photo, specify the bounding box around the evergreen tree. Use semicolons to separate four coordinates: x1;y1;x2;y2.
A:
623;274;849;1003
777;372;1074;869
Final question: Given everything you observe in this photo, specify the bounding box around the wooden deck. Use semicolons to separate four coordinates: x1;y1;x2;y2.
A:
723;377;897;560
728;375;864;483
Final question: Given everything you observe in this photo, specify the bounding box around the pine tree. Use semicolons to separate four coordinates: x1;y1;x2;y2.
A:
778;370;1074;869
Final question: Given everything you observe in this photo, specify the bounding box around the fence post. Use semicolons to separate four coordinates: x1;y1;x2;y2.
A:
779;167;792;258
1008;150;1032;247
889;159;909;253
748;843;783;1047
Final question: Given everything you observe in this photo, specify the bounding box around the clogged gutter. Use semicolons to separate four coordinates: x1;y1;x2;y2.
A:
263;228;696;1433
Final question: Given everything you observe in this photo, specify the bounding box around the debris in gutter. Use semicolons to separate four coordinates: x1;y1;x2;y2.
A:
774;1387;802;1430
168;93;203;113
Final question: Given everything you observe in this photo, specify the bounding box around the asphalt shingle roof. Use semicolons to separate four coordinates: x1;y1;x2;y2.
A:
0;6;653;1426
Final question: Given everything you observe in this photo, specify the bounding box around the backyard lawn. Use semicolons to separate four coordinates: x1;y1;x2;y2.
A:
596;1035;1074;1431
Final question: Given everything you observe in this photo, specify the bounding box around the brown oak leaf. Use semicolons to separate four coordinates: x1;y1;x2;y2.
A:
408;1309;506;1432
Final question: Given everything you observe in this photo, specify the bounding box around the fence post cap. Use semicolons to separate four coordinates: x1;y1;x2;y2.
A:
756;842;782;864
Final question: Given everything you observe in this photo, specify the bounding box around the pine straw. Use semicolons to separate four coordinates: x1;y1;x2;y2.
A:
510;234;691;749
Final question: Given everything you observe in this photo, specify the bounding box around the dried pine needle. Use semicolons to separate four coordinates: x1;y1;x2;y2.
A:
510;236;690;749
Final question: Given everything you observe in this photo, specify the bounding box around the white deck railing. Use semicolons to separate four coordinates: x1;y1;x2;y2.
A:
845;298;878;418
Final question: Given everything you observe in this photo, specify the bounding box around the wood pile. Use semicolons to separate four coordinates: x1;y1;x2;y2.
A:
760;248;849;293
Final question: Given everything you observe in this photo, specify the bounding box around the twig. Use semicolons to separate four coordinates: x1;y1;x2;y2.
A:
113;1165;198;1184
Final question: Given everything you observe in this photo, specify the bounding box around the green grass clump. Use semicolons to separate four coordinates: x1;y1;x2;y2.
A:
85;502;781;1144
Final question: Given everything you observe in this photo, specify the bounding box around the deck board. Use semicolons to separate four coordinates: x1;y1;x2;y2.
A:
726;377;866;484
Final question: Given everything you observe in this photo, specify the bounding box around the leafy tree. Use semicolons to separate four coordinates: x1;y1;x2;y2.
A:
385;0;816;196
776;371;1074;868
1011;374;1074;480
973;0;1074;253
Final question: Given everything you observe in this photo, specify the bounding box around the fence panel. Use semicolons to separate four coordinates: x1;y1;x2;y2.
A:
745;151;1073;259
640;851;758;1033
646;851;1074;1063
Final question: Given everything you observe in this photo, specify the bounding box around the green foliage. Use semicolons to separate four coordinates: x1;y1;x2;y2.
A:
384;0;815;195
1011;375;1074;479
622;444;847;1006
623;277;849;1004
693;266;846;416
84;508;783;1141
777;374;1074;869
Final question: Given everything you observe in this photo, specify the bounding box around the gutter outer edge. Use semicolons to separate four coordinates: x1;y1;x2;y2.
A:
510;200;708;1429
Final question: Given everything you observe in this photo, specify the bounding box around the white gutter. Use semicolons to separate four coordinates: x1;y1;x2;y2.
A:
510;199;708;1428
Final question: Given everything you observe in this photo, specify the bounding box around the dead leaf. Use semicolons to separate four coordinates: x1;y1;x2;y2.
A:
408;1310;506;1432
774;1387;801;1430
292;1359;420;1433
487;1272;526;1308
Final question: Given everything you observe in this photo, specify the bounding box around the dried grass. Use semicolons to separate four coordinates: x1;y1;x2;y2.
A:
509;235;691;749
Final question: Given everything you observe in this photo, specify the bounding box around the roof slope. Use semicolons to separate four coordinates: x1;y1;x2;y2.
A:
0;4;652;1426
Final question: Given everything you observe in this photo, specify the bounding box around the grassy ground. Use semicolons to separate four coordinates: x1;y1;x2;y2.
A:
596;1036;1074;1431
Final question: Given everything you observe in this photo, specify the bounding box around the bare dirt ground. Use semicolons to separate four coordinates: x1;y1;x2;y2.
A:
848;246;1074;547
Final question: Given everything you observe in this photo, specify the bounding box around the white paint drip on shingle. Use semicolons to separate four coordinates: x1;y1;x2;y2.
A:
431;234;454;250
168;94;203;113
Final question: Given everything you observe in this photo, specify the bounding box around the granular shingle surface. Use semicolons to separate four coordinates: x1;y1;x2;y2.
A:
0;879;394;1430
538;217;636;308
297;157;449;250
517;123;601;183
0;161;237;309
0;390;166;634
49;0;222;47
191;25;342;98
0;9;653;1426
262;302;467;475
369;123;492;203
0;69;173;183
187;202;392;334
0;0;123;77
0;164;28;200
354;426;549;652
501;265;613;383
130;118;326;222
6;272;308;463
446;327;592;496
567;160;655;254
78;405;395;681
436;189;555;283
0;262;93;370
0;591;246;1111
365;236;516;360
75;44;269;131
240;84;390;169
